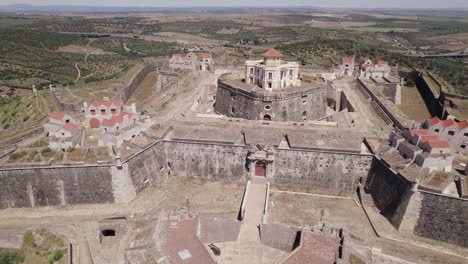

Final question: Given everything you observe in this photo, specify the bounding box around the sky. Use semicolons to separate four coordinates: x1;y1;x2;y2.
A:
1;0;467;9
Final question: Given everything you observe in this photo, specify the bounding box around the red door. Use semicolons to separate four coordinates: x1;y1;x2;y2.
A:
255;161;266;177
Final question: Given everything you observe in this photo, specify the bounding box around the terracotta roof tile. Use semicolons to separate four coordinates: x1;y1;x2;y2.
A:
90;100;101;107
202;53;212;59
418;134;439;143
63;122;77;131
427;116;441;126
50;111;65;120
427;140;449;149
410;129;429;136
342;57;354;64
457;120;468;129
440;119;457;128
101;119;116;128
112;99;122;107
377;60;388;65
102;100;112;107
263;48;283;58
172;54;182;58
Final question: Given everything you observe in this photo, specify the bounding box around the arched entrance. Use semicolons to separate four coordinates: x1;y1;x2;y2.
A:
263;114;271;121
255;161;266;177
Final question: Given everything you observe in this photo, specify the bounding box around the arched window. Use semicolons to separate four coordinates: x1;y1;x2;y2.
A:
263;114;271;121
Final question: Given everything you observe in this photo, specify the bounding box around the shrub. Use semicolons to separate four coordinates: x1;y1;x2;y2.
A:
23;230;36;248
8;151;26;161
0;249;24;264
48;250;63;264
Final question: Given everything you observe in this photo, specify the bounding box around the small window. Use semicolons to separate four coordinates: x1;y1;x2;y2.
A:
232;96;236;101
461;145;466;149
250;68;253;74
268;72;272;79
231;107;235;114
264;105;271;111
448;131;455;136
302;99;307;104
268;83;272;88
65;119;70;123
263;114;271;121
464;133;468;137
90;109;96;115
101;109;106;115
302;111;307;120
435;129;440;133
111;109;116;114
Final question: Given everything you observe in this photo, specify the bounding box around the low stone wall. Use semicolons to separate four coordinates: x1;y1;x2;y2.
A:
0;165;114;209
260;224;299;252
274;149;373;193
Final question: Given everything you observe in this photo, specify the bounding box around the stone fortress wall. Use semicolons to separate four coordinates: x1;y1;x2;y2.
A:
0;125;466;247
365;157;468;247
50;62;176;114
0;127;371;209
215;78;327;122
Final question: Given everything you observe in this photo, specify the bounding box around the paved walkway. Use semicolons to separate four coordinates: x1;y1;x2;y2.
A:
220;182;284;264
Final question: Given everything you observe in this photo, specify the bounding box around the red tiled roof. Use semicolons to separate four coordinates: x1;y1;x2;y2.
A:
363;57;370;62
172;54;182;58
101;119;116;128
121;112;133;119
410;129;429;136
377;60;388;65
202;53;212;59
112;99;122;107
102;100;112;107
427;116;441;126
440;119;457;128
111;114;124;123
50;111;65;120
90;100;101;107
362;64;374;70
62;122;77;131
427;140;449;149
457;120;468;129
263;48;283;58
418;134;439;143
342;57;354;64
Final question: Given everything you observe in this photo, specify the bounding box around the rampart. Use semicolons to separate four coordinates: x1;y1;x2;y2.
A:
365;157;468;247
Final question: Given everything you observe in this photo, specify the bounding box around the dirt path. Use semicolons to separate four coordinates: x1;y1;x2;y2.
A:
74;63;81;83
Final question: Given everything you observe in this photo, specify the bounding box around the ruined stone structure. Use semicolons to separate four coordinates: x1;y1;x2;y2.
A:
215;49;327;122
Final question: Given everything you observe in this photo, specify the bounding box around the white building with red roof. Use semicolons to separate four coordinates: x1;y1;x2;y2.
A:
244;48;300;91
423;116;468;153
169;52;213;71
82;97;151;148
339;56;355;77
392;128;453;172
43;111;82;150
359;58;391;79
